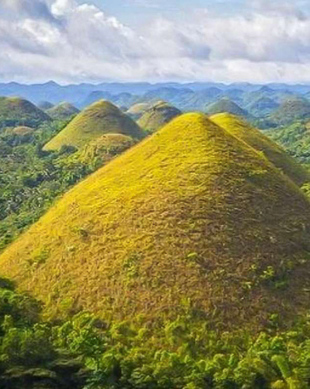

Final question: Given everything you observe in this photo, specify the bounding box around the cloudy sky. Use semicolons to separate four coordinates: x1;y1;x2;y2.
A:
0;0;310;84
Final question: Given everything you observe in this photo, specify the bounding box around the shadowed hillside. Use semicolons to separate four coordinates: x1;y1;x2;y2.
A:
211;113;310;186
44;100;143;151
1;113;310;331
0;97;51;128
137;101;182;133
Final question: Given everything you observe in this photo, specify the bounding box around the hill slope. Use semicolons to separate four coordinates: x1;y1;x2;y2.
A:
205;97;248;117
44;100;143;151
46;102;80;120
137;101;182;133
0;97;51;128
211;113;310;186
1;113;310;330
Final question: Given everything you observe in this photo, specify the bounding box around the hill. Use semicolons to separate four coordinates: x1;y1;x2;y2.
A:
269;97;310;125
11;126;34;136
73;133;135;166
246;96;279;117
205;97;248;117
2;113;310;331
126;102;151;120
137;101;182;133
0;97;51;129
43;100;144;151
211;113;310;186
37;101;54;110
46;102;80;120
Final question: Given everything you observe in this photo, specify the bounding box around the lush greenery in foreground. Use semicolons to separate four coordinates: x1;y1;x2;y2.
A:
0;278;310;388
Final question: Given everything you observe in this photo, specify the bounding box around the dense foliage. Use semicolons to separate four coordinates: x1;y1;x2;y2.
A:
1;278;310;388
0;119;134;250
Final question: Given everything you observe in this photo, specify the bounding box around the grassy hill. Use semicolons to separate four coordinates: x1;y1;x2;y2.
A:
269;97;310;125
205;97;248;117
46;102;80;120
137;101;182;133
2;113;310;331
211;113;310;186
44;100;143;151
0;97;51;129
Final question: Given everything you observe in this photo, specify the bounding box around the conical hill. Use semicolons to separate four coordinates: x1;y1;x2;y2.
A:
1;113;310;330
137;101;182;133
211;113;310;186
46;102;80;120
44;100;143;151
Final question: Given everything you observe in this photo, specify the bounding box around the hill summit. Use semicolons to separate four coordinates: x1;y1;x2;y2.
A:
1;113;310;330
137;101;182;133
0;97;51;128
44;100;143;151
205;97;248;117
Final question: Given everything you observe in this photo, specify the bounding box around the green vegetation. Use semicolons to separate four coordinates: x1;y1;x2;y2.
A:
44;100;144;151
205;97;248;117
211;113;310;186
137;101;182;133
1;113;310;333
2;276;310;388
269;97;310;126
266;121;310;164
0;120;135;251
46;102;80;121
0;97;51;129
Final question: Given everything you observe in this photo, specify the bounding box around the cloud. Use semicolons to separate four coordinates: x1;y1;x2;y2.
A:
0;0;310;83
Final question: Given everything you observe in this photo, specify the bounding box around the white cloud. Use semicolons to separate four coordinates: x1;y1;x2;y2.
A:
0;0;310;83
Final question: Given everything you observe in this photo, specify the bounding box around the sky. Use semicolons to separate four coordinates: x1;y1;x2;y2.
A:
0;0;310;84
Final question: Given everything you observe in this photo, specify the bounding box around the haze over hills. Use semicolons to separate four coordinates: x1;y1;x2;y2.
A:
2;113;310;330
269;97;310;126
44;100;143;151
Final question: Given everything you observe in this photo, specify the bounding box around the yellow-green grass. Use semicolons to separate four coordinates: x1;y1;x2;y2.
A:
46;102;80;121
1;113;310;331
211;113;310;186
73;133;135;165
44;100;143;151
0;96;51;128
137;101;182;133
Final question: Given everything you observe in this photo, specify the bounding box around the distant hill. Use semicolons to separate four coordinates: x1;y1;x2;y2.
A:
44;100;144;151
269;97;310;125
0;97;51;129
46;102;80;121
205;97;249;117
211;113;310;186
2;113;310;331
137;101;182;133
246;96;279;117
37;101;54;110
126;102;151;120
